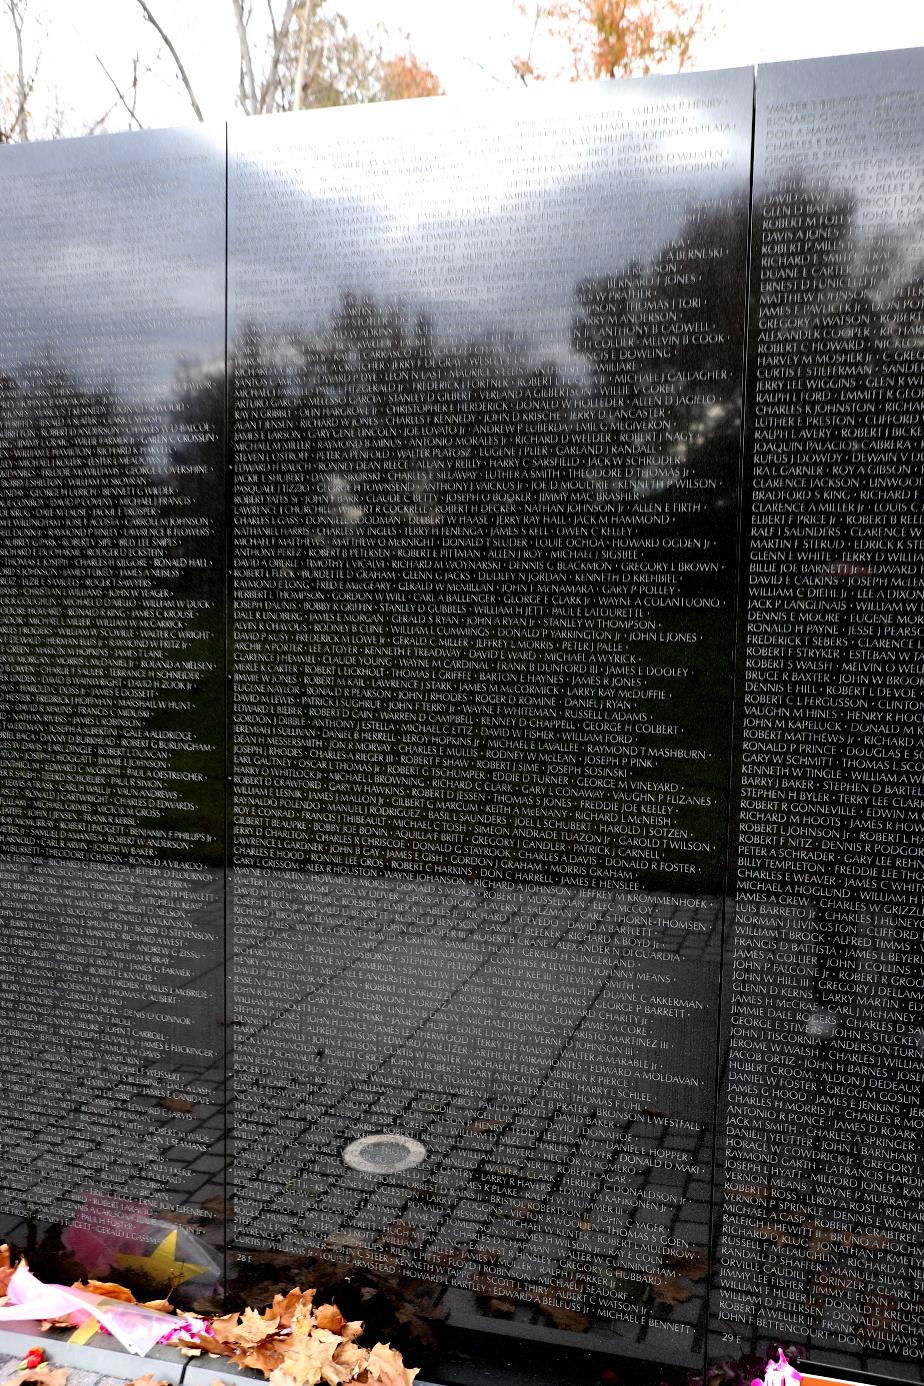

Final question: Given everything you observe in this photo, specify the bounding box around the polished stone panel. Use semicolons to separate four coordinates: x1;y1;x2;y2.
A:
0;127;226;1291
228;70;753;1374
715;49;924;1379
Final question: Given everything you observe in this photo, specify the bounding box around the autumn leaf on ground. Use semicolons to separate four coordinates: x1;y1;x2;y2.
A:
271;1288;314;1327
238;1344;286;1376
128;1374;169;1386
332;1342;366;1377
141;1299;173;1314
72;1280;137;1303
270;1329;343;1386
208;1311;246;1345
3;1368;69;1386
234;1308;281;1348
663;1248;708;1281
365;1342;419;1386
194;1332;234;1357
315;1304;363;1340
648;1273;694;1309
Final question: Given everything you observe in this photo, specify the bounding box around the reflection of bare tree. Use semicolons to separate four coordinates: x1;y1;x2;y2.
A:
233;202;747;602
0;355;223;591
724;178;924;1361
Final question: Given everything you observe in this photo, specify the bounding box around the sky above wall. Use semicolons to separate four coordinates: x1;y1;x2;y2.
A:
8;0;924;136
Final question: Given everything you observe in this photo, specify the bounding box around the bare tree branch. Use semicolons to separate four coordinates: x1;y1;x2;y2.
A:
291;0;316;111
7;0;33;139
231;0;259;112
259;0;296;112
85;98;120;136
133;0;205;120
95;52;143;129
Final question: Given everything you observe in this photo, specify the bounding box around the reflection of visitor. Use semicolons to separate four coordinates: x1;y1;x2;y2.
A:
793;557;924;1054
795;559;869;1040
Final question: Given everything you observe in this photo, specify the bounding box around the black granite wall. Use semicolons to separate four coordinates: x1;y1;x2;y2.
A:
0;49;920;1386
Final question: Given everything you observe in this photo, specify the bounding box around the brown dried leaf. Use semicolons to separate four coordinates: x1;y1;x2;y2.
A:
140;1299;174;1314
332;1343;368;1376
314;1304;347;1335
364;1342;418;1386
271;1288;313;1327
194;1333;234;1357
128;1374;169;1386
159;1097;194;1113
235;1308;281;1348
209;1312;245;1345
271;1330;342;1386
72;1280;136;1303
238;1344;286;1376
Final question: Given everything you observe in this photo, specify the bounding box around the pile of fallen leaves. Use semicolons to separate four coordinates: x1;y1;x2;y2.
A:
0;1246;417;1386
195;1288;417;1386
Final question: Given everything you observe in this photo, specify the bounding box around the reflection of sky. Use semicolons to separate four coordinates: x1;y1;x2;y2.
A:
229;69;754;378
755;49;924;275
0;124;225;396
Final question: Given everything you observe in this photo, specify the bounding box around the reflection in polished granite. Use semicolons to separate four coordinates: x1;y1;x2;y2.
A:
0;126;227;1280
228;67;753;1374
716;48;924;1379
0;46;922;1386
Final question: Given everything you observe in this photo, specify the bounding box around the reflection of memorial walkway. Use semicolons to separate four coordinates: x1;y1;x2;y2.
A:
0;856;226;1266
0;861;723;1365
719;898;924;1374
232;874;724;1365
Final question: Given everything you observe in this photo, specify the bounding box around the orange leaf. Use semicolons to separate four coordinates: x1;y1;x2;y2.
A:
209;1312;245;1345
271;1331;341;1386
314;1305;347;1335
238;1344;286;1375
364;1342;419;1386
271;1288;313;1327
72;1281;136;1304
332;1342;367;1377
235;1309;281;1348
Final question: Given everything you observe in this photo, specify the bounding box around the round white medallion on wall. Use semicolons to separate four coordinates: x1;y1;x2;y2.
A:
341;1133;427;1174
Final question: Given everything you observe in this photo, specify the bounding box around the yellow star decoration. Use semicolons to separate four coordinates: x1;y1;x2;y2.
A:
115;1230;208;1287
68;1317;101;1345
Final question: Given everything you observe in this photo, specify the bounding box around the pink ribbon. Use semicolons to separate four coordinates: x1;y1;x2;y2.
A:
0;1262;178;1356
